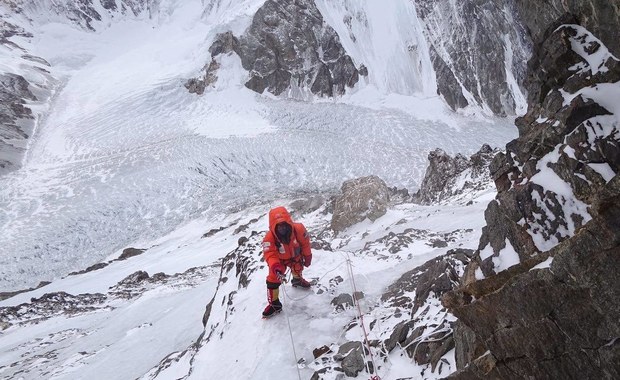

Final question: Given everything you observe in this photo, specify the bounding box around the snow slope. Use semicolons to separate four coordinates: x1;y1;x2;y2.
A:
1;186;495;380
0;0;516;292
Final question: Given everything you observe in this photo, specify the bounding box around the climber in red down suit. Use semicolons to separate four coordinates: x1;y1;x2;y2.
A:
262;206;312;318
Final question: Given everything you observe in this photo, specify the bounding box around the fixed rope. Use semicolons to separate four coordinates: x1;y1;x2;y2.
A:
277;259;355;379
279;272;303;380
342;252;382;380
281;259;349;301
278;255;382;380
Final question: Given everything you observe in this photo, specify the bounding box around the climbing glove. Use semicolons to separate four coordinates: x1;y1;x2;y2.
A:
303;254;312;267
272;262;284;277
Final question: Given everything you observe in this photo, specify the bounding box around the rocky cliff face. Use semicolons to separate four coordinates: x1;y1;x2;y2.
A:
412;145;499;205
416;0;620;116
192;0;531;113
189;0;361;98
0;72;37;173
471;23;619;279
443;9;620;379
514;0;620;59
413;0;530;116
0;13;55;174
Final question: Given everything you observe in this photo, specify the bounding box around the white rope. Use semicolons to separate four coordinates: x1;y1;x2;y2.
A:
396;326;454;365
282;259;349;301
277;254;384;380
341;252;382;380
279;271;303;380
368;308;393;366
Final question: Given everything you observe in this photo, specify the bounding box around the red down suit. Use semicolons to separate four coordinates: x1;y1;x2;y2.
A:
262;206;312;284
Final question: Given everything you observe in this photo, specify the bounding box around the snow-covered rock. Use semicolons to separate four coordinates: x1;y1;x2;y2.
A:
0;12;56;174
471;24;619;279
412;144;499;205
443;20;620;379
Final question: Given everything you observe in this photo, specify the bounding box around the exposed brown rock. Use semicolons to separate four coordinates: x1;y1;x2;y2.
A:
331;175;389;233
445;20;620;379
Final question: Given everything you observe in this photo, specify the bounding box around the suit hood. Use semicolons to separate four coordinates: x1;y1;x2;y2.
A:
268;206;293;236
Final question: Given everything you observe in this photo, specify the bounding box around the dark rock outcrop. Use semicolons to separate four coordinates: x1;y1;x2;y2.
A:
330;292;363;312
412;145;499;205
0;291;108;328
331;175;389;233
446;178;620;379
444;20;620;379
381;249;473;317
118;247;146;260
238;0;359;96
0;72;37;174
68;262;109;275
338;341;366;377
192;0;360;98
0;281;50;302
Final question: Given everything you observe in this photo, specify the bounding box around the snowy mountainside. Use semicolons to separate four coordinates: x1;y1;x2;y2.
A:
0;183;496;380
197;0;530;115
0;0;517;293
316;0;435;97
